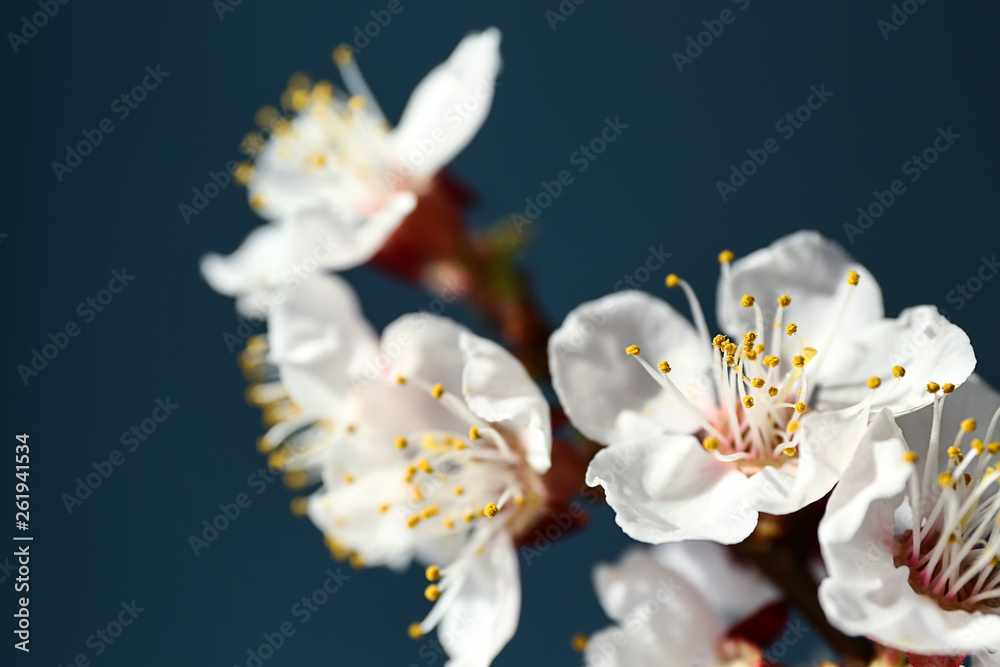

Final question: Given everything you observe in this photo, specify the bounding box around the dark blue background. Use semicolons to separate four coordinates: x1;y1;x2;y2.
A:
4;0;998;665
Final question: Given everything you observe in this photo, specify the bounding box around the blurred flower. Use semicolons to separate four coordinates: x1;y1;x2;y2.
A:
201;27;502;299
549;231;975;545
583;541;781;666
819;375;1000;659
249;275;550;666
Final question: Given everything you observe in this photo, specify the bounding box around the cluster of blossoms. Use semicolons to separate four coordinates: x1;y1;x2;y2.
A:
202;25;999;667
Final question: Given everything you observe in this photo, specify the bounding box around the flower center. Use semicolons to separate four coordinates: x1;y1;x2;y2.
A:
627;263;882;473
896;387;1000;612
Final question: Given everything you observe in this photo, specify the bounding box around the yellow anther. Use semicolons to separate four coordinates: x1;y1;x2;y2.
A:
783;447;797;457
794;402;807;414
745;350;758;361
892;365;906;378
483;503;499;518
312;80;333;100
463;511;475;523
927;382;940;394
741;294;755;308
453;440;466;451
418;459;433;474
290;88;311;111
424;584;441;602
778;294;792;307
763;355;780;368
395;375;407;385
993;556;1000;567
725;342;737;355
453;486;464;496
407;515;420;528
304;153;326;168
743;396;754;408
939;472;954;488
948;446;962;459
743;331;757;345
290;497;309;516
867;377;881;389
768;386;779;397
431;384;445;399
333;44;354;66
962;418;978;433
572;634;589;652
281;470;308;490
426;565;441;581
803;347;818;359
395;437;408;449
658;361;671;374
421;506;439;519
404;464;417;483
990;442;1000;455
972;439;985;454
786;323;798;336
903;451;919;463
443;518;455;529
349;554;365;569
469;427;482;440
249;194;265;210
626;345;641;356
847;270;860;286
665;274;680;288
755;343;767;353
793;355;805;368
702;436;720;451
412;487;424;502
787;420;800;434
379;503;390;514
712;334;729;349
751;377;765;388
343;474;355;485
718;250;734;264
408;623;423;639
234;163;254;186
513;496;526;507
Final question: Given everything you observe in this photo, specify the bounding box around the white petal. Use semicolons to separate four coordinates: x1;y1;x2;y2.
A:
747;406;870;516
549;291;713;445
586;548;721;667
898;374;1000;461
813;305;976;414
651;541;781;625
459;332;551;473
267;274;378;417
586;433;758;544
200;224;289;297
439;534;520;667
390;28;502;184
382;314;471;393
972;649;1000;667
716;230;884;354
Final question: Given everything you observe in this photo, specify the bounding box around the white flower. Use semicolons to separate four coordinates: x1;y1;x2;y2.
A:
549;231;975;545
200;27;502;298
819;375;1000;657
249;276;550;667
584;541;780;667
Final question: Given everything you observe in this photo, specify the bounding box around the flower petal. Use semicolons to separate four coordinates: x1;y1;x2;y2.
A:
549;291;713;445
200;224;290;298
585;433;757;544
267;274;378;417
812;306;975;414
390;28;502;184
460;332;551;473
438;533;520;667
716;230;884;355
